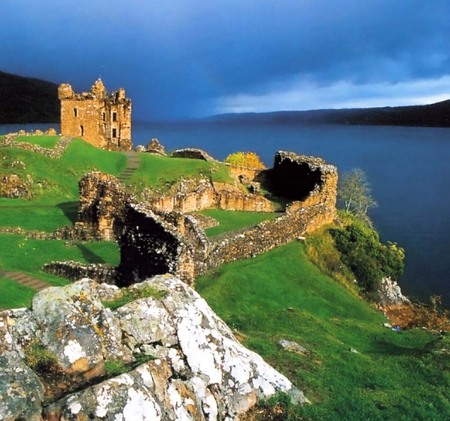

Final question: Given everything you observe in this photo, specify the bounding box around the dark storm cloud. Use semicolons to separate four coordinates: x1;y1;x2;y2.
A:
1;0;450;118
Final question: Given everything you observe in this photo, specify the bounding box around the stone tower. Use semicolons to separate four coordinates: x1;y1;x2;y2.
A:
58;79;132;151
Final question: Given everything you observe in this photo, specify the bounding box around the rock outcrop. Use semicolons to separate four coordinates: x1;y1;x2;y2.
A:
0;276;307;420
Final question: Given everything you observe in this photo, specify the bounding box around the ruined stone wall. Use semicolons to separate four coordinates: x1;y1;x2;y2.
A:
75;151;337;285
77;172;130;241
203;203;333;276
226;164;263;182
58;80;132;151
144;179;274;214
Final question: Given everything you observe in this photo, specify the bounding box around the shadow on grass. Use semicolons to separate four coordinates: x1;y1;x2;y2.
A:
57;202;79;224
76;243;106;264
369;340;427;357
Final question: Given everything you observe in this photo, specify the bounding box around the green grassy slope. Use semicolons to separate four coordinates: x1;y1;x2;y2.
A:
196;242;450;420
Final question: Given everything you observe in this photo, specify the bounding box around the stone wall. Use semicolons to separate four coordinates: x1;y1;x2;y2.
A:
76;175;275;241
42;261;116;284
74;150;337;285
144;179;274;214
0;133;74;158
59;79;132;151
77;171;130;241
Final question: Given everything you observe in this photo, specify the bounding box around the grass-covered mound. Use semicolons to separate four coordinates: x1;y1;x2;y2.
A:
196;242;450;420
127;153;234;194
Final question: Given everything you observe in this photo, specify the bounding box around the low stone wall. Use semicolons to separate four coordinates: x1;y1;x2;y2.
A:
0;134;74;159
204;202;335;276
42;261;116;283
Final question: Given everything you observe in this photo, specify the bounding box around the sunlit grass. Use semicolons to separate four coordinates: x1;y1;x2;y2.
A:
200;209;279;237
196;242;450;420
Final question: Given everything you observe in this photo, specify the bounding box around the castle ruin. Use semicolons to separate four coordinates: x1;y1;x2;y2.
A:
58;79;132;151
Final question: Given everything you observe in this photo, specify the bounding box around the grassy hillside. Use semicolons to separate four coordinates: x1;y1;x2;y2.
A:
0;71;59;124
196;242;450;420
0;138;127;231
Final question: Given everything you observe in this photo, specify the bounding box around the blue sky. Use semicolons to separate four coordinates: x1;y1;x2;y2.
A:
1;0;450;119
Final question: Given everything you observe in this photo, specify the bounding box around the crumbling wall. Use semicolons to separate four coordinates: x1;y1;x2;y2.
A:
73;150;337;286
77;172;130;241
115;204;200;286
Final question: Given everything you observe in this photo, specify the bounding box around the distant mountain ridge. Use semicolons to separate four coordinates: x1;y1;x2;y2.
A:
209;99;450;127
0;71;59;124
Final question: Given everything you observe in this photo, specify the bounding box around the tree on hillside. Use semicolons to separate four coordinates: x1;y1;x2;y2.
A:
224;152;266;169
338;168;377;226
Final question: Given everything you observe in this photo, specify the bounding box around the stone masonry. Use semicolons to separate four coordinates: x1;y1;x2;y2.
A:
55;151;337;285
58;79;132;151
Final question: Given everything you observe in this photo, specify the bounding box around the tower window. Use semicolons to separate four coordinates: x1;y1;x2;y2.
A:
112;128;117;138
74;108;78;117
112;112;117;122
80;125;84;136
102;112;106;121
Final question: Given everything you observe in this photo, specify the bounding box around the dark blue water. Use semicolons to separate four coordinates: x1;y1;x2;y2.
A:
2;121;450;305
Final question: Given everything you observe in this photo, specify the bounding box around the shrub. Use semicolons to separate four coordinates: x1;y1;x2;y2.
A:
330;221;405;294
224;151;266;169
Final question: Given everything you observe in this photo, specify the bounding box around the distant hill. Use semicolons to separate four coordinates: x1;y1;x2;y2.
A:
0;71;59;124
209;99;450;127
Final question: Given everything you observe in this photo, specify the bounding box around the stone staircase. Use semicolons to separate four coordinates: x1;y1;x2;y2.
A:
117;151;140;183
0;269;51;311
0;269;51;292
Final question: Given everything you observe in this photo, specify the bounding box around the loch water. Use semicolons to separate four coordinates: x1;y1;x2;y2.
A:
2;121;450;306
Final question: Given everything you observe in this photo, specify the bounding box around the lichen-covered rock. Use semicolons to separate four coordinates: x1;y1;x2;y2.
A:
0;353;45;421
1;276;307;420
31;280;131;375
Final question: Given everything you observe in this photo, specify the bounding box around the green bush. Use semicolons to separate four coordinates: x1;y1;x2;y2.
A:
330;221;405;293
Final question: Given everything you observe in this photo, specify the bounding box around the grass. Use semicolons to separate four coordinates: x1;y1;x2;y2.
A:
128;153;234;193
0;138;127;231
14;135;60;148
0;233;120;292
0;277;36;309
200;209;279;237
196;242;450;420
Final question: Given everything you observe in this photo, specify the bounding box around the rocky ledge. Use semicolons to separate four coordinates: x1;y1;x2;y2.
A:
0;276;307;420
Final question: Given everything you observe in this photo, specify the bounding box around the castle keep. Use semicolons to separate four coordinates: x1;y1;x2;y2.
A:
58;79;132;151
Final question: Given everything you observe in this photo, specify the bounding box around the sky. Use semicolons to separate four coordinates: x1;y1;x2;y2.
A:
1;0;450;120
